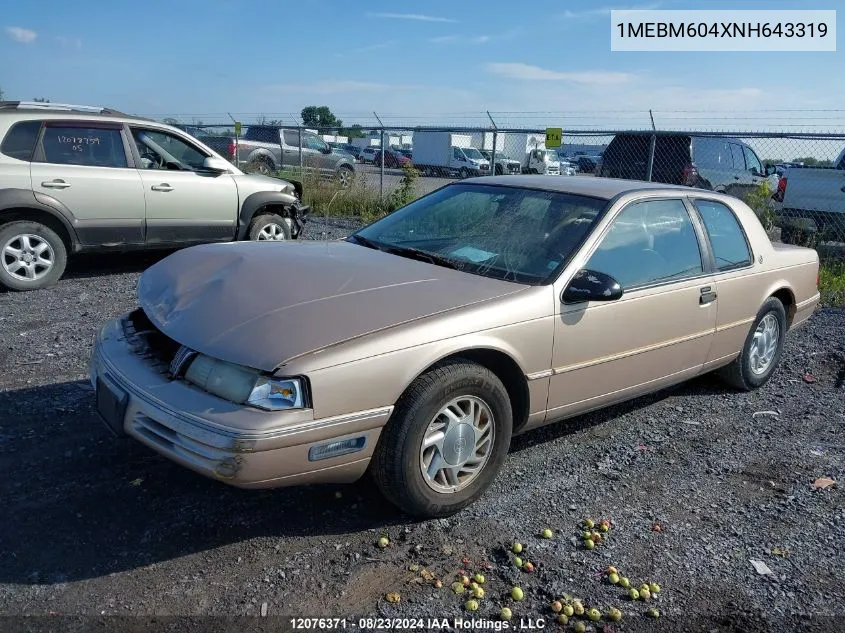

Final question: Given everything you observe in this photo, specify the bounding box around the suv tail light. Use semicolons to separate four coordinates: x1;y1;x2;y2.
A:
681;163;698;187
227;141;236;158
774;176;787;202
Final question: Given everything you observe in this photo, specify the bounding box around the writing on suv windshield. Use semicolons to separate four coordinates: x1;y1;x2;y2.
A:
350;184;607;285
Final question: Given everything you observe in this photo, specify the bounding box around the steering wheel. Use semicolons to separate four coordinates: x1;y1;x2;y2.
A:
140;150;165;169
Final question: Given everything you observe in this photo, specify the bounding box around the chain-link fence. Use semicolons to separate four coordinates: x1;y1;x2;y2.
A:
176;123;845;261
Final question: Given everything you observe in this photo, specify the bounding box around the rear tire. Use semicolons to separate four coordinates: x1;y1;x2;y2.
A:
248;213;291;241
0;221;67;291
248;157;275;176
371;359;513;518
717;297;787;391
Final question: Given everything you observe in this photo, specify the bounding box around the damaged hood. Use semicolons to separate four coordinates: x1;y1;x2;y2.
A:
138;240;524;371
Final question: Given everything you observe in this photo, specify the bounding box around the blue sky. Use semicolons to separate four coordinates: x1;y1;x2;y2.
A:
0;0;842;129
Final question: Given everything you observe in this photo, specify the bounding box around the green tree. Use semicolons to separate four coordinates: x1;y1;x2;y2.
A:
341;123;365;139
792;156;832;167
301;105;342;131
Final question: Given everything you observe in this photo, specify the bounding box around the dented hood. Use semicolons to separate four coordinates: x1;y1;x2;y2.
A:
138;240;523;371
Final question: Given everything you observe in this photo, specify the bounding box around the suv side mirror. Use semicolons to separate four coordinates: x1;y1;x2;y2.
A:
201;157;231;173
321;145;332;154
561;269;624;304
764;164;777;177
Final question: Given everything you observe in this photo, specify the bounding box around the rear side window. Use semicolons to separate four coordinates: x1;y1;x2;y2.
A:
41;126;128;168
282;130;301;146
1;120;42;161
729;144;745;169
693;199;752;271
693;138;731;168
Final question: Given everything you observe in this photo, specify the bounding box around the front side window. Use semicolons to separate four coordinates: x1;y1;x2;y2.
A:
585;199;703;289
132;129;207;170
1;120;42;161
41;125;127;168
452;147;463;160
693;199;752;271
352;183;607;284
304;134;328;152
743;146;763;174
282;130;300;147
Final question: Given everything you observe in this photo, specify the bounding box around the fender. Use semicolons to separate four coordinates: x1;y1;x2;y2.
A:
0;188;81;249
237;190;310;240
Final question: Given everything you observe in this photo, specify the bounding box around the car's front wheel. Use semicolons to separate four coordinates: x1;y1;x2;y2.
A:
0;221;67;291
248;213;291;241
717;297;787;391
336;165;353;188
371;359;513;517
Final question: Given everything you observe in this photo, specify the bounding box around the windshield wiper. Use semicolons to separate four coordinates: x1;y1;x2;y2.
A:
381;244;462;270
347;234;381;250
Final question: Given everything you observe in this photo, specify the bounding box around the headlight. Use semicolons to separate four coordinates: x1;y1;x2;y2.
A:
184;354;306;411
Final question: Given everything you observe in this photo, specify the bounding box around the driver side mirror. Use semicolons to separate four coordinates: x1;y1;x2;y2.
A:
561;269;624;304
764;164;777;177
321;145;332;154
201;157;231;173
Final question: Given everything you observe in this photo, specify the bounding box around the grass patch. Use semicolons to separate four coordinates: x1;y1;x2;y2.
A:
273;164;422;224
819;260;845;307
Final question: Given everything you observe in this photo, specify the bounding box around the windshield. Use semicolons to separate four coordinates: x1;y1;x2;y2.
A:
542;150;559;163
350;184;607;284
462;147;484;160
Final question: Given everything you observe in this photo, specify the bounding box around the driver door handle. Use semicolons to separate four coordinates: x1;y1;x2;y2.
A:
41;179;71;189
700;286;718;305
151;184;173;192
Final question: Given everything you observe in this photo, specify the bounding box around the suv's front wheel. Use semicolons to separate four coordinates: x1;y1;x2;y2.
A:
0;221;67;291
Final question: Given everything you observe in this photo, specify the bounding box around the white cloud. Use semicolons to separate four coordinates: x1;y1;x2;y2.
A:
485;62;636;85
559;3;661;19
5;26;37;44
429;35;458;43
367;12;458;23
56;36;82;50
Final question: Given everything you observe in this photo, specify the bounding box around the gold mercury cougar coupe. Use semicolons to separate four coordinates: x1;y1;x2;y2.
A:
89;176;820;517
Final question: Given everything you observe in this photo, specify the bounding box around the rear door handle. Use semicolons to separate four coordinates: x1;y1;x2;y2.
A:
150;184;173;192
700;286;718;305
41;179;71;189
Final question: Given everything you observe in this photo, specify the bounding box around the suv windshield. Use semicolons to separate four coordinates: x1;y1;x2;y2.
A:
350;184;607;284
463;148;484;160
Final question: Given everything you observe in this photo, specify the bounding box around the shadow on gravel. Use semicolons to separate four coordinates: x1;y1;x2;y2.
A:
63;249;179;280
0;373;733;585
0;380;401;585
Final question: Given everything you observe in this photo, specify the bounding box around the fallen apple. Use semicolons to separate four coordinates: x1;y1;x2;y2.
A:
584;539;595;550
465;599;479;612
377;537;389;548
606;566;618;575
451;582;465;595
434;580;443;588
647;607;660;618
385;592;400;603
640;588;651;601
500;607;512;621
587;608;601;622
619;577;630;589
628;588;640;601
541;528;554;539
512;543;523;554
461;576;471;587
556;614;568;626
608;572;620;585
562;605;575;617
513;556;523;568
551;601;563;613
523;561;535;573
583;518;595;529
474;573;486;585
649;582;661;594
472;586;485;599
572;600;585;616
607;607;622;622
511;587;525;601
581;531;593;540
573;621;586;633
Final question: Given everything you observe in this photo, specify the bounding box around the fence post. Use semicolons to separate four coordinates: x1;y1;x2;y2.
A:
373;111;385;202
487;111;498;177
646;109;657;182
298;126;303;178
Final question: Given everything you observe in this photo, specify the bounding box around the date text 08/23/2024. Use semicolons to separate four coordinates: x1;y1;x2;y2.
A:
290;617;549;630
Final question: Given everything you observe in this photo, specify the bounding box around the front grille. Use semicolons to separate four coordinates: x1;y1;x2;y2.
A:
122;309;181;374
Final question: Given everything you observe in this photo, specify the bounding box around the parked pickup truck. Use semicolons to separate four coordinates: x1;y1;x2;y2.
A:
772;148;845;243
203;126;356;187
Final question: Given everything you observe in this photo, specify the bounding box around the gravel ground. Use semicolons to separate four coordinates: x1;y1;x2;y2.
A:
1;218;843;632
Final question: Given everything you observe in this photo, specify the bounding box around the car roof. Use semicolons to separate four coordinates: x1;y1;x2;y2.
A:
461;175;694;200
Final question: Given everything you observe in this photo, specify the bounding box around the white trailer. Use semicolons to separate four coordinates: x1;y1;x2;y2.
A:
351;137;381;149
495;132;560;175
412;131;490;177
321;134;349;144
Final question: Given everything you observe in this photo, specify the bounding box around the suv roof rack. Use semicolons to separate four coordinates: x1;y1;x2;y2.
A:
0;101;127;116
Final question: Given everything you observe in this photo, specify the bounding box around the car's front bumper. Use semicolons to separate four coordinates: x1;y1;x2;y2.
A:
89;317;391;488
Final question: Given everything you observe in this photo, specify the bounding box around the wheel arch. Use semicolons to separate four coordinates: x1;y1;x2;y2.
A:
0;189;79;253
237;191;300;240
768;285;796;327
401;347;531;434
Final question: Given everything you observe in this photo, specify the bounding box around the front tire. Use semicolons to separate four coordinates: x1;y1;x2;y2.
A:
459;167;470;179
248;213;291;241
371;359;513;518
336;165;353;188
0;221;67;291
717;297;787;391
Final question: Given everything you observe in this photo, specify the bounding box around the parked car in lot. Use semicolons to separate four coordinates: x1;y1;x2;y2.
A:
600;133;770;199
360;146;381;164
480;150;522;175
573;155;602;174
0;101;310;291
772;148;845;243
202;125;355;186
90;176;819;517
374;147;412;168
559;159;577;176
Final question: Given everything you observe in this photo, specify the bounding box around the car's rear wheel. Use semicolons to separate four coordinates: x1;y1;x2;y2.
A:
717;297;787;391
371;359;512;517
248;213;291;241
0;221;67;291
459;167;470;179
248;157;275;176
